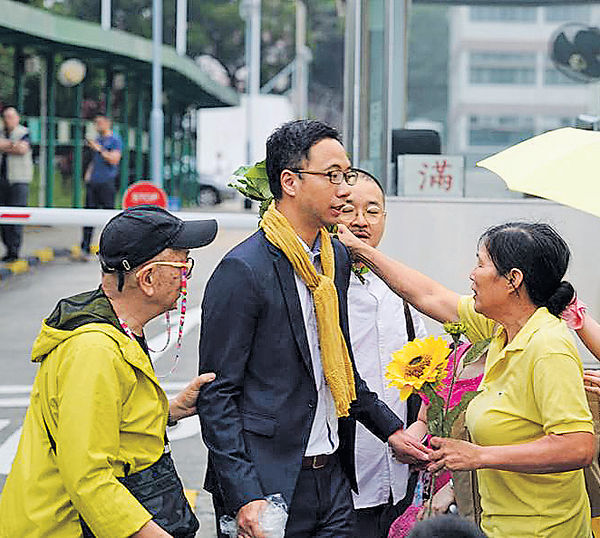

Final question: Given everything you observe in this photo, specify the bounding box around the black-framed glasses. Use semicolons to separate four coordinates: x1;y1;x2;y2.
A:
290;168;359;186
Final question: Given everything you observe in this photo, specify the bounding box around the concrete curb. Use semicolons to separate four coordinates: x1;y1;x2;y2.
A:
0;245;99;281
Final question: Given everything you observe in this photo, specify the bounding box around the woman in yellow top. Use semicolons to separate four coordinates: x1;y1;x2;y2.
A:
337;221;595;538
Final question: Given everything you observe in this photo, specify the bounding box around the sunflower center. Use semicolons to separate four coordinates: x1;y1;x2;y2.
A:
406;354;432;377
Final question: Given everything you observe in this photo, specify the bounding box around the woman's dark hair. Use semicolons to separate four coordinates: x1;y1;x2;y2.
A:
265;119;342;200
479;222;574;317
408;515;486;537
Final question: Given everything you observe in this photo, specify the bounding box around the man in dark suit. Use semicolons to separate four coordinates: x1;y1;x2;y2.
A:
197;120;430;537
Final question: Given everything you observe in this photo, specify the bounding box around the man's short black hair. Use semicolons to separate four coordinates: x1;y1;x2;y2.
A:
354;168;385;198
265;119;342;200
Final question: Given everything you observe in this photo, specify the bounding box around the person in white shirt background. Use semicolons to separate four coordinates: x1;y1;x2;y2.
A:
339;170;427;538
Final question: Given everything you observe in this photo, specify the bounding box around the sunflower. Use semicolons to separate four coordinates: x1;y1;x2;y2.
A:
385;336;450;400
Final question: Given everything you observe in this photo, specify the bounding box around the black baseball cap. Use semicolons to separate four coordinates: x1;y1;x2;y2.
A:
99;205;218;273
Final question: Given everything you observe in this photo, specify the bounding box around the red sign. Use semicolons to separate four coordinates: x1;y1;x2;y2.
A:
123;181;168;209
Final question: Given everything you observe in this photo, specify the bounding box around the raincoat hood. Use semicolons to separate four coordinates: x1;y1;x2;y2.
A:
31;287;128;364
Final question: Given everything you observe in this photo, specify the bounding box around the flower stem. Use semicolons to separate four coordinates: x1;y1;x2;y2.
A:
426;472;437;518
442;337;461;437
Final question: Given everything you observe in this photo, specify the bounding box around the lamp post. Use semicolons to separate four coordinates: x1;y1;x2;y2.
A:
240;0;261;166
295;1;309;119
176;0;187;56
151;0;164;187
101;0;111;30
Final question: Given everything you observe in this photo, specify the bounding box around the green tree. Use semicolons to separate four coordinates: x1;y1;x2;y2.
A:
0;0;345;122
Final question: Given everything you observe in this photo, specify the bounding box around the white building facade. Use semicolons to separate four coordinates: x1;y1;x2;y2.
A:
447;4;600;197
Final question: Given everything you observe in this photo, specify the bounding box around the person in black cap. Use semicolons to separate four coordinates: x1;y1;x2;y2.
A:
0;205;218;538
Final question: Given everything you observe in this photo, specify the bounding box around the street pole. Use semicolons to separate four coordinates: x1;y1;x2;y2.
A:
101;0;111;30
295;1;307;119
39;59;47;207
73;81;84;208
176;0;187;56
352;0;361;164
241;0;261;167
151;0;164;188
45;53;56;207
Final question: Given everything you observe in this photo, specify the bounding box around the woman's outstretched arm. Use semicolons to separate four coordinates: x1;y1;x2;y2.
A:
336;224;460;323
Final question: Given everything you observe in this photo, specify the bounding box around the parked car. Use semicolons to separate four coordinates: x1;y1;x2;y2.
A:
180;171;236;207
196;173;236;206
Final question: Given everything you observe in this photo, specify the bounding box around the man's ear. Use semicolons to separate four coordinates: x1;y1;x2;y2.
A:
137;269;156;297
280;169;299;198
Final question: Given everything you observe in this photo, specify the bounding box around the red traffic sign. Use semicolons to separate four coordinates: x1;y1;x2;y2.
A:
123;181;168;209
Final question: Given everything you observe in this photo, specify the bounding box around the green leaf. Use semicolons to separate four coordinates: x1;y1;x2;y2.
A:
232;165;252;177
229;160;273;206
444;390;481;437
462;338;491;367
420;383;445;438
259;198;273;218
244;160;267;180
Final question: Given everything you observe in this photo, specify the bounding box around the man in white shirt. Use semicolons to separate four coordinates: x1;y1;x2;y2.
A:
339;171;427;537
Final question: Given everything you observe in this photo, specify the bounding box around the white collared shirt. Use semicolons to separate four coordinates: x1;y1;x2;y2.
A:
293;236;340;457
348;270;427;509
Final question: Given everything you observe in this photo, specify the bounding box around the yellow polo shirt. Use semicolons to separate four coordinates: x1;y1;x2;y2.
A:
459;296;594;538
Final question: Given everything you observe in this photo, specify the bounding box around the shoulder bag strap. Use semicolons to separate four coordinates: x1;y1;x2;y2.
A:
403;300;416;342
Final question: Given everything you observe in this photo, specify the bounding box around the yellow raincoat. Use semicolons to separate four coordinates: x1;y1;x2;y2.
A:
0;288;169;537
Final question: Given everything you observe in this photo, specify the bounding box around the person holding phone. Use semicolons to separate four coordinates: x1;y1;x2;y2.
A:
80;114;122;258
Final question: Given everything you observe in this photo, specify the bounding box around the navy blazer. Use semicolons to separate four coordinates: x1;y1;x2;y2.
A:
197;230;402;514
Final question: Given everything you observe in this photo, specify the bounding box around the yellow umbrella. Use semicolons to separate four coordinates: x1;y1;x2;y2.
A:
477;127;600;218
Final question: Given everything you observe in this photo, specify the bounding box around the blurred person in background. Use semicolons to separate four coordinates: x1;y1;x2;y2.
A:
80;114;122;257
0;106;33;262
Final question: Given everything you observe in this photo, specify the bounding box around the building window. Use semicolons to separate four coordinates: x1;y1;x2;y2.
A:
545;5;590;22
544;65;584;85
539;116;574;131
469;116;535;147
470;52;537;85
470;6;537;22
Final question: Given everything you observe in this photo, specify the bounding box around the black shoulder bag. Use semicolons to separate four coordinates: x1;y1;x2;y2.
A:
42;416;199;537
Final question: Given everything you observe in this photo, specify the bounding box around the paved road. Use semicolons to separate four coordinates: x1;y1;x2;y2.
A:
0;223;254;537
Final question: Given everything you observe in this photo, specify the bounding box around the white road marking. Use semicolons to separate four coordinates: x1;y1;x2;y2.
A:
0;419;9;432
0;398;30;408
0;427;22;474
0;385;32;394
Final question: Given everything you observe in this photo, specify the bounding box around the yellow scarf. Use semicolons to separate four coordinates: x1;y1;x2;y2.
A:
260;202;356;417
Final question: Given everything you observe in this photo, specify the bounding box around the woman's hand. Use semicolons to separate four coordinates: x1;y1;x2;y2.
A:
335;224;369;259
584;370;600;396
169;373;216;422
427;437;483;473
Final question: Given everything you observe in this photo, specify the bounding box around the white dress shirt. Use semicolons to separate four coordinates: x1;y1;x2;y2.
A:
348;270;427;509
293;236;339;457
